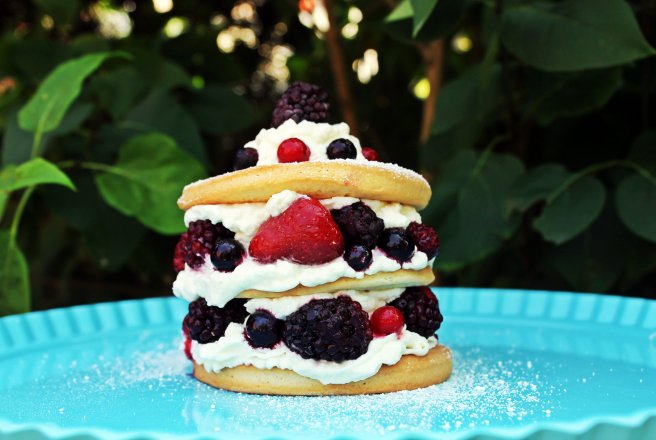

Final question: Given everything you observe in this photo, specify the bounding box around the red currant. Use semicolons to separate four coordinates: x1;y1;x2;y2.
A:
370;306;404;336
362;147;379;161
278;138;311;163
183;336;193;360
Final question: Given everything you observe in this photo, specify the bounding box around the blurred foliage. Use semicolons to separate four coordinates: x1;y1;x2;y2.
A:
0;0;655;315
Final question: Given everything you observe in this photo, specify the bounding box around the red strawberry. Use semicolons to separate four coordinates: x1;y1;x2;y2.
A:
249;197;344;265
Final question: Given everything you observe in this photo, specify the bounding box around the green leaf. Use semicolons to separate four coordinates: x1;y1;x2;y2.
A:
186;84;258;135
385;0;465;42
432;63;503;135
18;52;126;134
90;66;145;120
424;150;525;271
124;90;208;165
501;0;656;71
0;232;30;316
615;173;656;242
524;68;623;124
410;0;439;36
95;133;206;234
533;176;606;244
508;163;570;213
628;131;656;171
0;158;75;192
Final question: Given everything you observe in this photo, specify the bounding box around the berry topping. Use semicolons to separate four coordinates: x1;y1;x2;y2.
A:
283;296;372;362
245;310;284;348
272;81;329;127
249;197;344;265
210;238;245;272
173;220;235;272
326;138;357;160
370;306;405;336
344;244;372;271
278;138;311;163
184;298;248;344
389;287;443;338
330;202;384;249
233;147;259;171
361;147;379;161
183;336;193;360
407;222;440;259
378;227;415;262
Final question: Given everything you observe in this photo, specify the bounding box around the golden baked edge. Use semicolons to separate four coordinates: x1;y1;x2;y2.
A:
193;344;452;395
178;162;431;210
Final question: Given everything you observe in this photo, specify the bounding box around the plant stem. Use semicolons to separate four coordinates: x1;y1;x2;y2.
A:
8;187;34;247
57;160;135;179
418;40;445;144
324;0;359;135
547;160;656;203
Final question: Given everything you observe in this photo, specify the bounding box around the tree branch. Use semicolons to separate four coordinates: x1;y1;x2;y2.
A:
418;39;445;144
323;0;359;135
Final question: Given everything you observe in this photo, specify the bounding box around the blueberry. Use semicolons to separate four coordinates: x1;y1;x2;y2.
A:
211;239;245;272
245;310;284;348
344;244;372;271
326;138;356;160
233;147;259;171
378;227;415;262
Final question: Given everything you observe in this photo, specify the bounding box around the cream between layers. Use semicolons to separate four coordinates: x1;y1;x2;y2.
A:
191;289;436;385
245;119;366;165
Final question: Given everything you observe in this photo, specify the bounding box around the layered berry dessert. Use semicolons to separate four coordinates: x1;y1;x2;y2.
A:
173;82;452;395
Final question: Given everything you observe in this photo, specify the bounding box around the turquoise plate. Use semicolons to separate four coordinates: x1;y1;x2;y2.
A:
0;288;655;439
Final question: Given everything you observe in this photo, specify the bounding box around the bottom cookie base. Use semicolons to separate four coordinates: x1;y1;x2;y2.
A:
192;344;452;395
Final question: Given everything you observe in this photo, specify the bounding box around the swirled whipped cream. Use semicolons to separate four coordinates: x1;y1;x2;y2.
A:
191;289;437;385
246;119;367;166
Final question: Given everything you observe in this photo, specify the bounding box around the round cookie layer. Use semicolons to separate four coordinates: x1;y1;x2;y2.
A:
235;267;435;299
178;161;431;210
193;344;452;395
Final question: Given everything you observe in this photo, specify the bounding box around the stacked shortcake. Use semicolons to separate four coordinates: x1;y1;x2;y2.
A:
172;83;452;395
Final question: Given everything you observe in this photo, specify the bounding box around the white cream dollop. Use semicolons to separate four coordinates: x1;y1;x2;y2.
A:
192;323;437;385
245;119;367;165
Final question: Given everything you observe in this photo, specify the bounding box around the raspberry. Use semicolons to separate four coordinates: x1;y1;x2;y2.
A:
278;138;311;163
330;202;384;249
326;138;356;160
370;306;404;336
234;147;259;171
210;238;245;272
378;227;415;262
173;220;235;272
283;296;372;362
272;82;329;127
245;310;284;348
362;147;379;161
249;197;344;265
407;222;440;259
185;298;248;344
389;287;443;338
344;244;372;271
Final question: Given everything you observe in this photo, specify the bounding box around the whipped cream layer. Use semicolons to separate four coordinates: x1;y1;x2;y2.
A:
246;120;367;166
191;289;438;385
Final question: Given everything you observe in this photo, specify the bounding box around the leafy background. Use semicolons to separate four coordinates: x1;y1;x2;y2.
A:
0;0;654;316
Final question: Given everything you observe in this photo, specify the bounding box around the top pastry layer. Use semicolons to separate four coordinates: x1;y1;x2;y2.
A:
178;121;431;210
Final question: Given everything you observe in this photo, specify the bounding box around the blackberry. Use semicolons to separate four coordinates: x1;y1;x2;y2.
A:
245;310;284;348
210;239;245;272
174;220;235;271
272;82;329;127
185;298;248;344
378;227;415;262
344;244;372;271
283;296;372;362
389;287;443;338
326;138;356;160
407;222;440;259
233;147;259;171
330;202;384;249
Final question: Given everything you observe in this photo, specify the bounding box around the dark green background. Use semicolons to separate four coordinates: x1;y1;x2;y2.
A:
0;0;655;316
